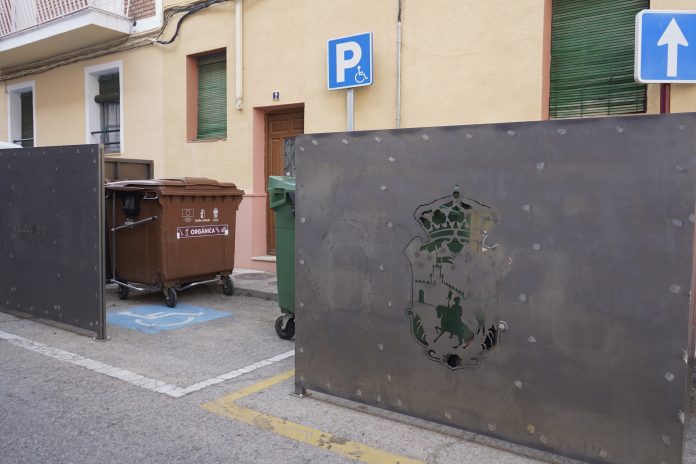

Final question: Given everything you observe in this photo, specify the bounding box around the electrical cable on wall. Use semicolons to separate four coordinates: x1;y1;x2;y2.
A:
0;0;229;82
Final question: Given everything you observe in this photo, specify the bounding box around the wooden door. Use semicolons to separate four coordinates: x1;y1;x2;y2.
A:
266;110;304;254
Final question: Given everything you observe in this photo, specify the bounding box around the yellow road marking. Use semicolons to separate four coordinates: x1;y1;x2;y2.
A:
202;370;423;464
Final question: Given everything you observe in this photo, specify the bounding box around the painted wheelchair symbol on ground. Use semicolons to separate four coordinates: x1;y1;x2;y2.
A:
107;304;231;334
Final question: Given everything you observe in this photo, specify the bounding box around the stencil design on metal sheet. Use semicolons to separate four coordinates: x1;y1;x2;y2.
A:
404;186;511;370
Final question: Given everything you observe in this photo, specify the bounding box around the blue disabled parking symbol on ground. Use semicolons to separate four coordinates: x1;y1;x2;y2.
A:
108;304;231;334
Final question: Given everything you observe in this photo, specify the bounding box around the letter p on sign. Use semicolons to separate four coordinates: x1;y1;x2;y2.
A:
336;41;361;83
327;32;373;90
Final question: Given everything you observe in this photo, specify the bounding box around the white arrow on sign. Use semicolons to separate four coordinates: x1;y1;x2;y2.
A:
657;18;689;77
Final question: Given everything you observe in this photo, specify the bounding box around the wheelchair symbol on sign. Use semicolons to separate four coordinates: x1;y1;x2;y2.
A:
118;310;205;328
354;66;369;84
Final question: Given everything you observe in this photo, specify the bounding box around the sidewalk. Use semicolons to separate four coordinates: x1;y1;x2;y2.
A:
231;268;278;301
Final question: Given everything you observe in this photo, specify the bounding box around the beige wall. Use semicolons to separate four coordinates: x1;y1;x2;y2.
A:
4;0;695;269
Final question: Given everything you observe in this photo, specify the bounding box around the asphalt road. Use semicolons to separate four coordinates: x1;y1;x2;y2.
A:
0;283;694;464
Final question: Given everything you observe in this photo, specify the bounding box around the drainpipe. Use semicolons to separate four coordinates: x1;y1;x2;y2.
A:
235;0;243;110
395;0;402;128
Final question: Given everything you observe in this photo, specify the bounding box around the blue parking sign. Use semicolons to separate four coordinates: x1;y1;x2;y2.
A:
327;32;373;90
636;10;696;83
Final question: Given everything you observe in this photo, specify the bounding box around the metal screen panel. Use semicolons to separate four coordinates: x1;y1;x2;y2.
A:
295;114;696;464
0;145;105;338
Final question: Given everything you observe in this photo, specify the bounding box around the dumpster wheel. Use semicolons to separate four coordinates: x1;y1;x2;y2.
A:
164;287;177;308
117;284;129;300
222;276;235;296
275;316;295;340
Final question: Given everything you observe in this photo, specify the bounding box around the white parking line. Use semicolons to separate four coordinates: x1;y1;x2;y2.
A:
0;329;294;398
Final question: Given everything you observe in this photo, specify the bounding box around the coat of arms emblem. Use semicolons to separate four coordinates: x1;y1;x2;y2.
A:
405;187;511;369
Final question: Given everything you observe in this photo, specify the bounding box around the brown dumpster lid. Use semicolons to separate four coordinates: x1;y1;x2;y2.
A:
106;177;244;195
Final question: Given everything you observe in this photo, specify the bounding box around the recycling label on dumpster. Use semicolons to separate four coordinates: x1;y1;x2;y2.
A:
177;224;229;239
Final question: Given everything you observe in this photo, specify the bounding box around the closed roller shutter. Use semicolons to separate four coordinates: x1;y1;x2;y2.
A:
550;0;648;119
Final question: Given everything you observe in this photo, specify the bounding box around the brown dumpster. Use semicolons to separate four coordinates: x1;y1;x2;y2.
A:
105;178;244;307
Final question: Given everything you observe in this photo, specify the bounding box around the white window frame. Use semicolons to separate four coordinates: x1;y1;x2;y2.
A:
6;80;36;146
85;60;124;153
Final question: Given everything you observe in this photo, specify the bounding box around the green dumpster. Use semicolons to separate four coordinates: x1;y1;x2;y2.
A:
269;176;296;339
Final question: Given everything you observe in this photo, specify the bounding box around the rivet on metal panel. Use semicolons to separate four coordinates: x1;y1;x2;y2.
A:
556;128;567;135
10;184;13;190
540;435;548;444
380;185;387;191
669;285;681;294
527;424;535;435
528;335;537;343
94;294;98;299
378;343;384;351
514;380;523;389
388;156;395;163
376;395;381;402
299;302;305;308
488;424;497;432
379;264;384;271
465;133;474;139
444;412;453;420
56;273;60;278
683;350;689;364
518;294;527;303
532;243;542;251
397;399;403;407
679;410;685;424
300;217;306;223
356;389;362;397
387;222;394;228
8;253;13;259
388;301;392;308
299;376;305;382
374;137;382;143
422;134;429;141
55;166;59;171
299;347;304;353
616;126;624;134
312;140;318;146
506;130;516;136
341;139;349;144
387;374;392;382
662;435;671;446
326;382;331;390
672;219;683;228
536;162;545;171
522;204;531;212
44;310;47;314
598;449;608;459
665;372;675;382
299;146;305;152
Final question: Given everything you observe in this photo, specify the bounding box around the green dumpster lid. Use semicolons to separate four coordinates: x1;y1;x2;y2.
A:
268;176;295;192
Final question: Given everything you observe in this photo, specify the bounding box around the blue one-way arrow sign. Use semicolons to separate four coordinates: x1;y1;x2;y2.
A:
636;10;696;83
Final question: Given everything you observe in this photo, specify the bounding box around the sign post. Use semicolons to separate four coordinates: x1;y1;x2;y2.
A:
327;32;373;131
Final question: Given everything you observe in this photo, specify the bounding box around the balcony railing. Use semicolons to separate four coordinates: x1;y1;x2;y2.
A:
0;0;131;38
